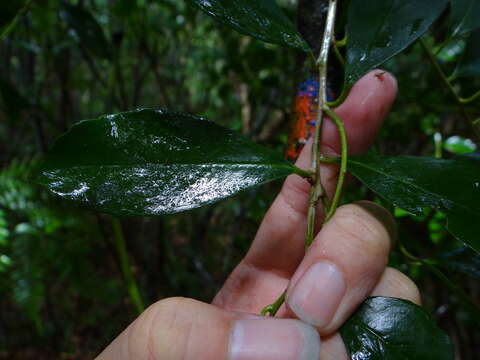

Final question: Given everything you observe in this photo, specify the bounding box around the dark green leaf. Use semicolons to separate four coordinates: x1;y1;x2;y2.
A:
188;0;308;51
60;3;111;60
341;297;454;360
37;109;298;216
345;0;449;83
346;155;480;253
436;247;480;280
451;0;480;36
454;29;480;78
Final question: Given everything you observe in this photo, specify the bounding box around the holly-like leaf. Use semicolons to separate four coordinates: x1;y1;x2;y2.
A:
454;29;480;79
451;0;480;36
341;297;454;360
346;154;480;253
188;0;308;51
436;247;480;280
37;109;300;216
60;3;111;60
345;0;449;84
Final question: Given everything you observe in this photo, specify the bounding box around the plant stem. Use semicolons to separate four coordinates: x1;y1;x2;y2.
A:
260;291;286;316
306;0;338;248
459;89;480;104
326;83;352;108
423;260;480;322
400;243;480;321
260;0;338;317
111;218;145;314
0;0;33;41
419;38;480;138
324;108;348;222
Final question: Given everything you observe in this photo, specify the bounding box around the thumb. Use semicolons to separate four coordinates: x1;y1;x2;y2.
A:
96;297;320;360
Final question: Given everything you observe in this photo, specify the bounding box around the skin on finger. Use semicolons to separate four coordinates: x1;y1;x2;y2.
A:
213;71;398;313
96;297;321;360
371;267;422;305
285;201;396;335
96;297;233;360
320;267;421;360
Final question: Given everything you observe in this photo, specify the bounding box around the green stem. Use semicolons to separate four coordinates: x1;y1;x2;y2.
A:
326;83;352;108
400;243;480;321
459;89;480;104
111;218;145;314
419;38;480;138
306;0;337;248
433;132;443;159
260;0;338;317
335;35;347;48
260;291;286;316
332;38;345;68
0;0;33;41
422;260;480;322
324;109;348;222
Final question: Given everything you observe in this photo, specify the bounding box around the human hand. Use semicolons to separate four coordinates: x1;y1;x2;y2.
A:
96;71;421;360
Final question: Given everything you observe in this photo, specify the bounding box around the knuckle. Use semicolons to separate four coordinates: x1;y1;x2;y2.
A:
332;204;392;254
127;297;196;359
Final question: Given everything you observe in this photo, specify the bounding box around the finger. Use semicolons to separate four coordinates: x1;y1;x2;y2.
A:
285;201;396;335
214;71;398;312
96;297;320;360
371;267;422;304
320;268;421;360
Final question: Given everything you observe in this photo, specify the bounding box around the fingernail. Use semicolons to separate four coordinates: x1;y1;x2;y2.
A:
228;318;320;360
287;262;346;328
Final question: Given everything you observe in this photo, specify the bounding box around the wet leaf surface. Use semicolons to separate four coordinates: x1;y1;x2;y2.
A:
345;0;448;83
346;154;480;253
38;109;297;216
188;0;308;50
341;297;454;360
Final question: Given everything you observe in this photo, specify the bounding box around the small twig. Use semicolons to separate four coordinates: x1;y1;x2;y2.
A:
419;38;480;138
261;0;338;317
324;108;348;222
111;218;145;314
0;0;34;41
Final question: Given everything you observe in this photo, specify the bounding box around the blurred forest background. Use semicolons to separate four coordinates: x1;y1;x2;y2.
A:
0;0;479;359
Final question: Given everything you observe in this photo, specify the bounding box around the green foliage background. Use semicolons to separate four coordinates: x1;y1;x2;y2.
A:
0;0;478;358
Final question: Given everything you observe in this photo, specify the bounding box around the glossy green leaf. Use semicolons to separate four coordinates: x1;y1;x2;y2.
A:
346;155;480;253
60;3;111;60
436;247;480;280
37;109;298;216
345;0;449;84
341;297;454;360
454;30;480;78
188;0;308;51
451;0;480;36
444;135;477;154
